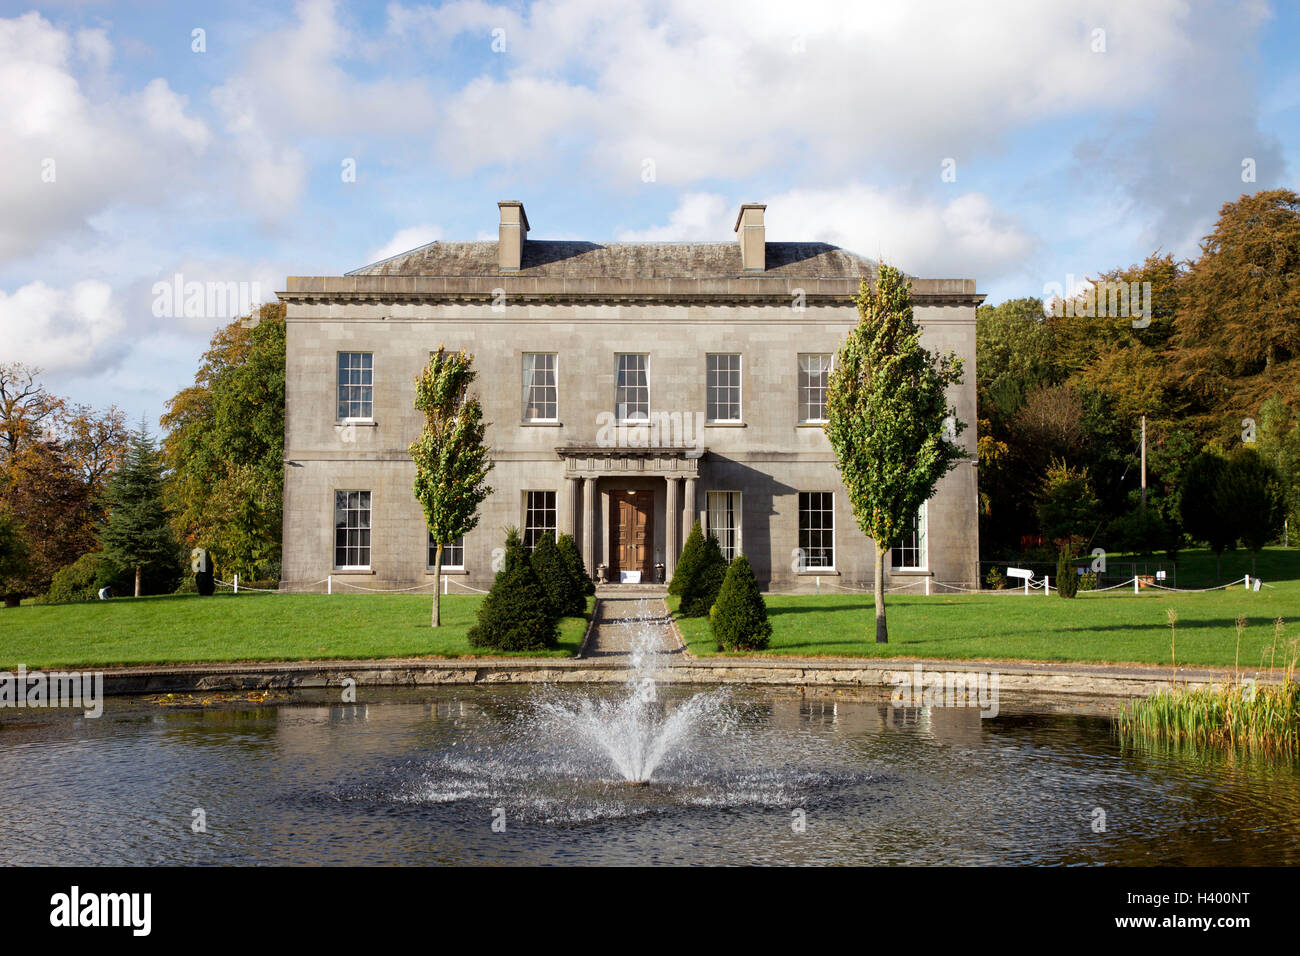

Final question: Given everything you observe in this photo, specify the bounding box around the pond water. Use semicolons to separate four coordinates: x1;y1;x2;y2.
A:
2;685;1298;865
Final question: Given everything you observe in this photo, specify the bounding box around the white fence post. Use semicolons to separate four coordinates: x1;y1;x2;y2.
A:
1045;575;1050;596
924;577;930;596
327;574;332;595
1133;575;1139;594
233;573;239;595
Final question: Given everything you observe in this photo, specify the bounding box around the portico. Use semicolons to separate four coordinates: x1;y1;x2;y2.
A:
558;445;703;584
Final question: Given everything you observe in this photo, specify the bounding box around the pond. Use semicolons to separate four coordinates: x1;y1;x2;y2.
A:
2;684;1298;865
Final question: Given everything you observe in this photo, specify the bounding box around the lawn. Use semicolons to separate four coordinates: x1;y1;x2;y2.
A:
671;548;1300;668
0;592;593;669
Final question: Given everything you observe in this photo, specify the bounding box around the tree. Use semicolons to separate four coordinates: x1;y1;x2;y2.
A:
99;424;180;597
0;363;62;465
467;529;558;651
0;509;30;606
709;554;771;650
1180;450;1233;580
531;532;584;617
0;438;97;604
557;532;593;597
410;346;494;627
1035;458;1100;548
825;266;965;642
1256;395;1300;535
1219;448;1286;575
161;303;286;581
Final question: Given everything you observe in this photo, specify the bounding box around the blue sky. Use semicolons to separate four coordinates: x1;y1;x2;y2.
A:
1;0;1297;427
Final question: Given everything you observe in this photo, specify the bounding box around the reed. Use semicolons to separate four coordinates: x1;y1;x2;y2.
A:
1118;618;1300;755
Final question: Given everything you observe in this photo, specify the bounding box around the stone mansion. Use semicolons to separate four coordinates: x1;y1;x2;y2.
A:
277;201;982;593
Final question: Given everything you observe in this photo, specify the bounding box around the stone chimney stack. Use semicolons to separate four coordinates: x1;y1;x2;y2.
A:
734;203;766;272
497;201;530;273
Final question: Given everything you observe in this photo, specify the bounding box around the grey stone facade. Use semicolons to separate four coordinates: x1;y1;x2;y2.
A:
278;202;983;594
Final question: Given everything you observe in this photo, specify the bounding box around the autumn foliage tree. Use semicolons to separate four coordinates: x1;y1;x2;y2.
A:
162;302;286;580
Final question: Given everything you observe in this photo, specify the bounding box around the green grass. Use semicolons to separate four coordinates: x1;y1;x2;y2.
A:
672;548;1300;668
0;593;593;669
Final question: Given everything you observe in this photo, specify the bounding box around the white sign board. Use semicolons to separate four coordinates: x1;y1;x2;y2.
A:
620;570;642;584
1006;568;1033;580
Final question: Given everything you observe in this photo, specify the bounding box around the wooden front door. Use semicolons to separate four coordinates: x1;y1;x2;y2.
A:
609;491;654;579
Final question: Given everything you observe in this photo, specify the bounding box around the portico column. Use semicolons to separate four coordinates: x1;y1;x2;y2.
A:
682;476;697;544
665;477;680;581
582;477;596;580
561;476;578;538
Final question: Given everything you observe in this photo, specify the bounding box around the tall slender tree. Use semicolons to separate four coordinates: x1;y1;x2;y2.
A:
99;423;179;597
826;266;965;642
410;346;493;627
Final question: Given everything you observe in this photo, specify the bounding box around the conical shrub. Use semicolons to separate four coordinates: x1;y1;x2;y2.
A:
669;520;705;596
557;532;594;597
531;532;585;617
710;554;771;651
468;528;559;650
680;531;727;617
1056;549;1078;599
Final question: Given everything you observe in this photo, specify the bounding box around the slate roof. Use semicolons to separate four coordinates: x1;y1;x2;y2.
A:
346;240;879;279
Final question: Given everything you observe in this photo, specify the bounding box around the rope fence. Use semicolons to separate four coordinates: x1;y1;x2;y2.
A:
212;572;1267;598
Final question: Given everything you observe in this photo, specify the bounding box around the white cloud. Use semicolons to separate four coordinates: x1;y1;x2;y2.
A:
364;225;445;264
623;186;1036;282
0;12;211;261
0;280;126;373
614;194;730;241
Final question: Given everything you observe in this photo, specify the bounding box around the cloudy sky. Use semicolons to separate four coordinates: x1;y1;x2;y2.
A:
2;0;1297;426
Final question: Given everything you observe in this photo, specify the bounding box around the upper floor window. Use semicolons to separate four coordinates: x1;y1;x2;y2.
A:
522;353;558;421
337;352;373;420
797;491;834;570
891;503;928;570
799;353;832;423
428;533;465;570
334;490;371;569
523;491;557;551
706;354;742;422
615;354;649;422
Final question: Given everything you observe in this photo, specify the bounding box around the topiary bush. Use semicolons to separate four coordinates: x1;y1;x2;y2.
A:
467;528;559;651
709;554;771;651
680;531;727;617
557;532;594;597
984;566;1006;590
669;520;704;596
531;533;585;617
1055;549;1079;599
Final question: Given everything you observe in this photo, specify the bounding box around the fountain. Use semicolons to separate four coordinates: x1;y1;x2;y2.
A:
532;599;728;785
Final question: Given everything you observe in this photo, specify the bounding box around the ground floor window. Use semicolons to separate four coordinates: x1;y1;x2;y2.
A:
524;491;557;550
891;503;927;569
428;534;465;569
798;492;834;570
706;490;741;562
334;490;371;568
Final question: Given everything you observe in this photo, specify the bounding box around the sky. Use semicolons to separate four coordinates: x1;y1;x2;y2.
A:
1;0;1297;428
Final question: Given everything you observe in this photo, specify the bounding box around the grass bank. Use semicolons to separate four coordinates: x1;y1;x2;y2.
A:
0;592;592;669
670;580;1300;668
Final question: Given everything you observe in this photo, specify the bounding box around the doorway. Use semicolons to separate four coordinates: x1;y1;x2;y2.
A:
608;490;654;581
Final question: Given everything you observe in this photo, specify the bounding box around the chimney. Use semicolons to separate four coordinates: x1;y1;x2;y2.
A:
734;203;766;272
497;201;530;273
